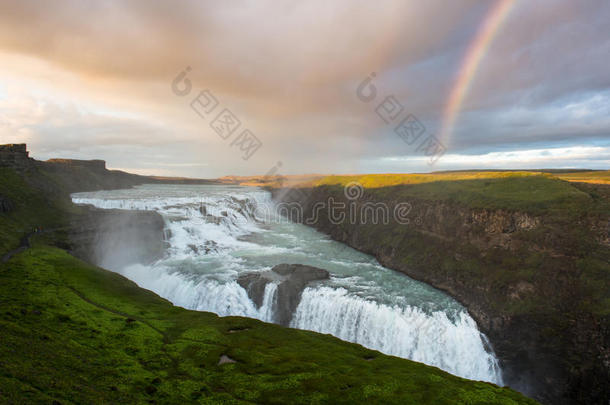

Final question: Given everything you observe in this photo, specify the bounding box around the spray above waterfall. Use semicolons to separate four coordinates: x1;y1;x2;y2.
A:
73;183;503;385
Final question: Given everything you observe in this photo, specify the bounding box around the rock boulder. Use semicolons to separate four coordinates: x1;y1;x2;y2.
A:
238;264;330;326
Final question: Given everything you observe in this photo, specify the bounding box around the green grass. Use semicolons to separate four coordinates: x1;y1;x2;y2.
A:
313;170;610;188
0;168;62;251
312;173;600;214
555;170;610;184
0;166;539;404
314;171;543;188
0;165;96;254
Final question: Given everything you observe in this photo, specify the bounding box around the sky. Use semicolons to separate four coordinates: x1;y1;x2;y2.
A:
0;0;608;177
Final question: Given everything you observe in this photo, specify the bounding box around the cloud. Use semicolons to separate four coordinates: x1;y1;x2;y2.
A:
0;0;608;175
375;146;610;172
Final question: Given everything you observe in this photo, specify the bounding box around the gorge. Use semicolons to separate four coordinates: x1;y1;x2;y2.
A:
71;184;505;385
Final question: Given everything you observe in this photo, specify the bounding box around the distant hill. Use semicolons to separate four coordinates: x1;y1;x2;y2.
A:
0;144;220;193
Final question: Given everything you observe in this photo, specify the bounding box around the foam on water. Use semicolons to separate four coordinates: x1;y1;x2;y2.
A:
72;184;503;384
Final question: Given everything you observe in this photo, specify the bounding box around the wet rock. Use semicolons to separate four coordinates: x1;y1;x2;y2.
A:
238;264;330;326
203;240;218;254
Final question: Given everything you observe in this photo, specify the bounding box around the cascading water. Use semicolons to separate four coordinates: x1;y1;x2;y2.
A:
292;287;500;382
72;184;503;384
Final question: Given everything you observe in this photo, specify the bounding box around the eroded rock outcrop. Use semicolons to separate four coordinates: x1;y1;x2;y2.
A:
0;144;33;171
40;159;145;193
238;264;330;325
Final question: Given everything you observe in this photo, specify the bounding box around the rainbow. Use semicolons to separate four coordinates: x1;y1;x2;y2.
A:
439;0;517;148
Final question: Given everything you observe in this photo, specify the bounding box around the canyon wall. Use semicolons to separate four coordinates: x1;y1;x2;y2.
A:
272;183;609;405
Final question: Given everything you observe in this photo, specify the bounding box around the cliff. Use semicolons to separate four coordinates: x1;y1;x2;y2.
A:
39;158;146;193
68;206;166;269
272;174;609;405
0;144;33;171
46;158;108;171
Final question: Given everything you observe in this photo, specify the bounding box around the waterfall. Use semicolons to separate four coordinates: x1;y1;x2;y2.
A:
291;286;503;384
72;184;504;385
118;263;278;324
259;283;278;323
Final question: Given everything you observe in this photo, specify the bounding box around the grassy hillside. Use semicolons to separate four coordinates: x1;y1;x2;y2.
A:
311;170;610;188
556;170;610;185
312;172;607;215
0;166;538;404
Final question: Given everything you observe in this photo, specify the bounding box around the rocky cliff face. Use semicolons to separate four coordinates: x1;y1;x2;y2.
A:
46;158;107;171
69;206;166;269
272;185;609;405
39;159;145;193
0;144;33;171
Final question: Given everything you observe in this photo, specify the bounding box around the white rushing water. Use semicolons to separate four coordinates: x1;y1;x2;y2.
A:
72;184;503;384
